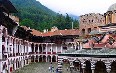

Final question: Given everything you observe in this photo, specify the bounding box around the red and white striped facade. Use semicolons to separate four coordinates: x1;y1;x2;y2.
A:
0;25;79;73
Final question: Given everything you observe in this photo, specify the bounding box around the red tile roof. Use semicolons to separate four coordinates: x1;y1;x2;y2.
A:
31;29;43;36
42;29;79;37
21;26;79;37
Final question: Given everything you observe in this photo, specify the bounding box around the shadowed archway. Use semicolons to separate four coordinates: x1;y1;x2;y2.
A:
47;55;51;62
85;60;92;73
95;61;107;73
52;55;56;62
111;61;116;73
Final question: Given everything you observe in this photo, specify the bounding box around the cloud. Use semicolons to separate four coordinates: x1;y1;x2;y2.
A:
37;0;116;16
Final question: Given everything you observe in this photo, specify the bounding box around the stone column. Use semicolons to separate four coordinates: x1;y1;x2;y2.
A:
46;55;47;62
0;62;2;73
42;44;43;54
80;42;83;50
4;28;8;53
105;62;111;73
81;62;86;73
16;40;18;55
51;55;52;62
14;39;16;56
38;44;39;54
21;43;23;55
14;62;16;70
38;55;40;62
61;44;63;53
46;44;48;62
51;44;53;54
74;43;76;50
33;43;35;54
25;42;27;55
19;40;21;56
23;42;25;55
27;42;28;55
71;43;73;49
56;44;58;53
91;61;95;73
58;56;63;73
56;56;58;62
46;44;48;55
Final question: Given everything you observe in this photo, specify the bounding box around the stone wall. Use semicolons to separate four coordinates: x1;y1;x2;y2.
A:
79;13;105;35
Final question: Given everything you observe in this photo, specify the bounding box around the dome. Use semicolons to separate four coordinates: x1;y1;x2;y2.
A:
108;3;116;11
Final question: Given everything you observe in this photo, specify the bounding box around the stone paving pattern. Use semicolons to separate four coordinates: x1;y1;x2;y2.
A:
14;62;71;73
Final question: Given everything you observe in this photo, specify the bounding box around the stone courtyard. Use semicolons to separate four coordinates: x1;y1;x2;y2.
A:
14;62;73;73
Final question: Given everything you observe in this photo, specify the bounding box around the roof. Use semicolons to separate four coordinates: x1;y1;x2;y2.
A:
21;26;42;36
21;26;79;37
31;29;43;36
59;48;116;58
42;29;79;37
108;3;116;12
0;0;18;13
89;30;103;35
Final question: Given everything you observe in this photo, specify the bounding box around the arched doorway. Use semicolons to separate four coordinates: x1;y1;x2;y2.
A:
39;55;42;62
47;55;51;62
82;29;85;35
39;44;42;54
73;60;81;72
16;59;18;69
52;55;56;62
95;61;107;73
88;28;91;33
35;55;38;62
31;43;34;53
31;55;34;62
25;57;28;64
12;59;15;70
85;60;91;73
43;55;46;62
35;44;38;53
111;61;116;73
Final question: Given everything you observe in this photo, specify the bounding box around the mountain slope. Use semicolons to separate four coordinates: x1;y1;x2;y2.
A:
10;0;79;31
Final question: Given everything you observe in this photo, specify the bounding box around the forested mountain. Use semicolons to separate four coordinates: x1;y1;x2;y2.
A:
10;0;79;31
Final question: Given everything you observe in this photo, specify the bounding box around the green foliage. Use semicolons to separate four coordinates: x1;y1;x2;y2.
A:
10;0;79;31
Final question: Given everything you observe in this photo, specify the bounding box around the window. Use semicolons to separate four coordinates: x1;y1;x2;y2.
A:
82;29;85;35
88;28;91;33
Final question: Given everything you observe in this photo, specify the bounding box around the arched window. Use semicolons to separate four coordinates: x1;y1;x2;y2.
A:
88;28;91;33
82;29;85;35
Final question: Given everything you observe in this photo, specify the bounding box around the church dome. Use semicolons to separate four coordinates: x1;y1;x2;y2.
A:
108;3;116;11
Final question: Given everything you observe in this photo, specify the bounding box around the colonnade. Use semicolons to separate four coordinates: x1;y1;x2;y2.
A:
0;25;80;73
58;56;116;73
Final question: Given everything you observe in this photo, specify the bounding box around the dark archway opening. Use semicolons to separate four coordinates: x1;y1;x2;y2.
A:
52;56;56;62
111;61;116;73
47;55;51;62
39;55;42;62
85;61;92;73
31;44;34;53
35;55;38;62
35;44;38;53
82;29;85;35
31;55;34;62
39;44;42;53
95;61;107;73
43;55;46;62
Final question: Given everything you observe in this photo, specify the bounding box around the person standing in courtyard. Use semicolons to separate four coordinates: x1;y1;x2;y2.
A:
49;66;51;71
56;68;58;73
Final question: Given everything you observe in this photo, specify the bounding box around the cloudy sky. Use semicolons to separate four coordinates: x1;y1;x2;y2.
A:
37;0;116;16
